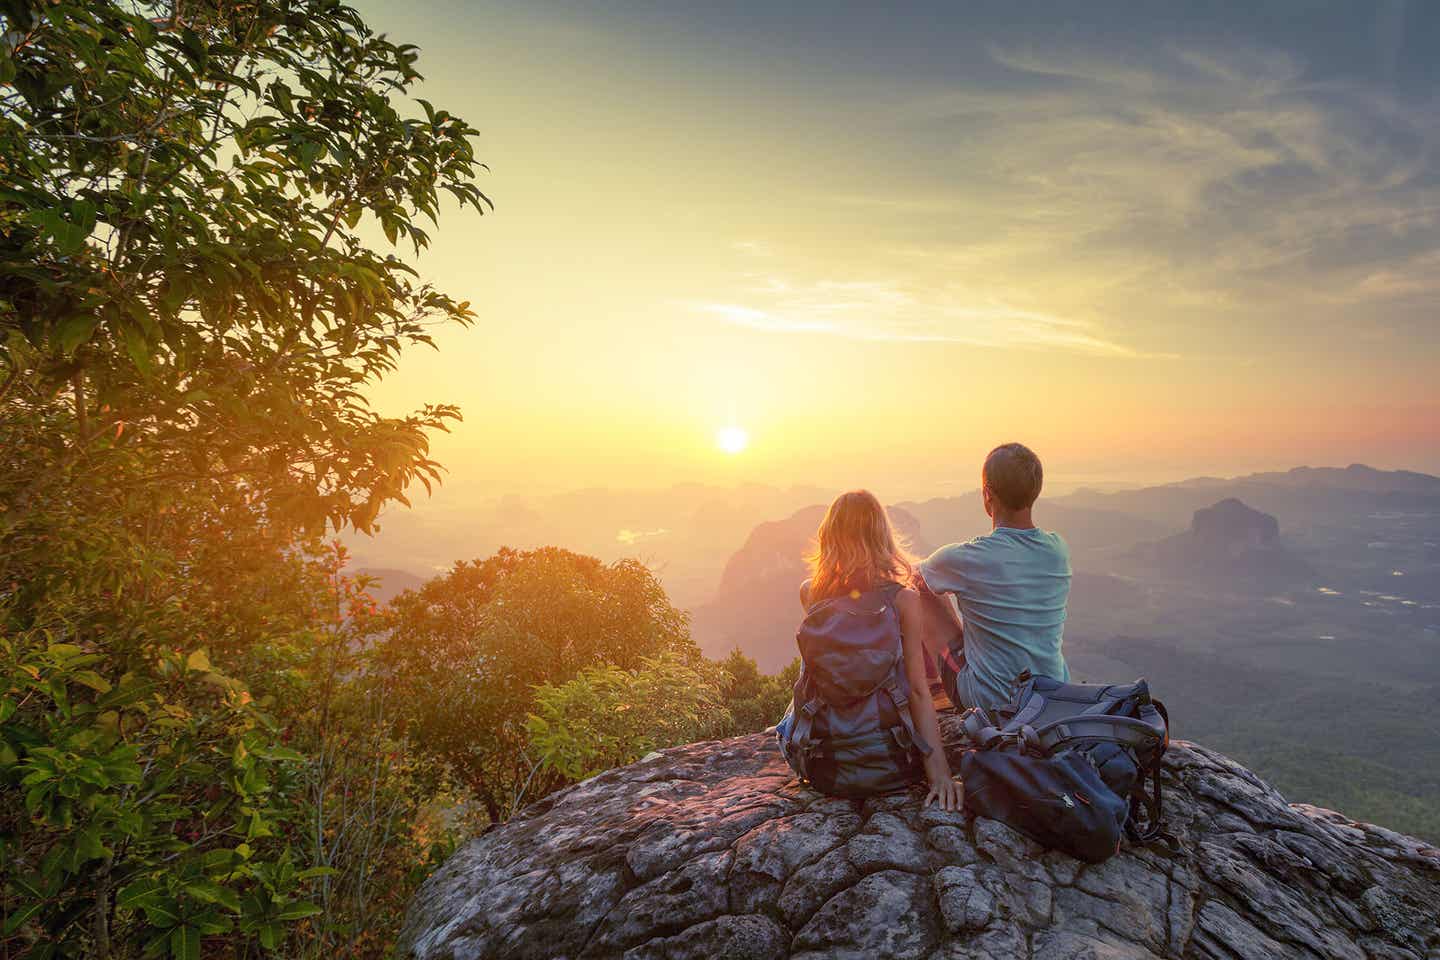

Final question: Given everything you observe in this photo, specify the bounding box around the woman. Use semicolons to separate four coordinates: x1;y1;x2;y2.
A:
783;490;964;810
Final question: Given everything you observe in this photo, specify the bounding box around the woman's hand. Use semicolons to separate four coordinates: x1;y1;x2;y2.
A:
924;774;964;811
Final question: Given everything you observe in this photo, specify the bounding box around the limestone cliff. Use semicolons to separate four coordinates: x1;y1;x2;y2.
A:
398;720;1440;959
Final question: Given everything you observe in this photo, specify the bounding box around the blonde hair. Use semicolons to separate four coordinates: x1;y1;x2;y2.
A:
806;490;914;602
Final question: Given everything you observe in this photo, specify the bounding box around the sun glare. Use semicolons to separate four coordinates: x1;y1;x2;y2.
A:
716;425;749;455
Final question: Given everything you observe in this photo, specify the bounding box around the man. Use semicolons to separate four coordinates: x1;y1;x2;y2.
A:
915;443;1071;711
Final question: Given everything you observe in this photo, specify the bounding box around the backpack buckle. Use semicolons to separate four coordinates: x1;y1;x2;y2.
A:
1014;724;1041;755
890;723;916;753
961;707;1003;749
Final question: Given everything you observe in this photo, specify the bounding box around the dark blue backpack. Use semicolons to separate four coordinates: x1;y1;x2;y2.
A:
958;672;1170;863
779;581;933;797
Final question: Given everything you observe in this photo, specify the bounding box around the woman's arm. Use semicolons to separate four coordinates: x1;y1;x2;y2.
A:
913;570;963;658
897;588;964;810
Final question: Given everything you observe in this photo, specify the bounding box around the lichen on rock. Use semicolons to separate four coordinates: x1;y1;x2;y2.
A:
398;720;1440;959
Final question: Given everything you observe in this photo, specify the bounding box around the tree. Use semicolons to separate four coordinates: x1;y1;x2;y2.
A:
376;548;696;823
1;0;488;535
0;1;487;955
716;649;799;737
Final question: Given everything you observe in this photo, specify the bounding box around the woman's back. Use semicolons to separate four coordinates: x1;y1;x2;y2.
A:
776;490;963;809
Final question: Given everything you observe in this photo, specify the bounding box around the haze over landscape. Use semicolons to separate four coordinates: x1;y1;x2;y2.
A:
352;463;1440;842
330;1;1440;842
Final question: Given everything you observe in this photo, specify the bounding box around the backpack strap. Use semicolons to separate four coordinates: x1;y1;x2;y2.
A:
787;696;826;777
1126;769;1165;844
1034;714;1165;755
1125;699;1176;849
883;677;933;757
879;579;931;759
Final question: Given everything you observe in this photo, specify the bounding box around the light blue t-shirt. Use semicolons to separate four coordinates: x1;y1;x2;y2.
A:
919;526;1071;710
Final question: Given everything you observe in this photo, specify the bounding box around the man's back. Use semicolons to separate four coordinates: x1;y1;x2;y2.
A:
919;526;1071;710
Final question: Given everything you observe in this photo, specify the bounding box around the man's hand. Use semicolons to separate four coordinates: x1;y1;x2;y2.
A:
924;775;964;811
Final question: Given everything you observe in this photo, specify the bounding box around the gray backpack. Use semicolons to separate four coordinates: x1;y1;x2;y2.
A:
779;581;933;796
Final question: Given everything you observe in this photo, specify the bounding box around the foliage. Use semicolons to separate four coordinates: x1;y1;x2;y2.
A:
0;486;333;960
1;630;318;960
296;553;482;953
1;0;488;535
0;0;488;956
525;652;731;782
376;548;696;822
715;649;799;738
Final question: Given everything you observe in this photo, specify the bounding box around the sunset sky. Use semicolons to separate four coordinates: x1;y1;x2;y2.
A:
355;0;1440;497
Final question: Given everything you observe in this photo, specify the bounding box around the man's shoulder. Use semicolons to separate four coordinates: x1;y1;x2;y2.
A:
923;538;983;569
1034;528;1070;554
959;527;1070;563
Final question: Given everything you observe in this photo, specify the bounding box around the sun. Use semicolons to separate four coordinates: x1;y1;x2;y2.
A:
716;425;749;455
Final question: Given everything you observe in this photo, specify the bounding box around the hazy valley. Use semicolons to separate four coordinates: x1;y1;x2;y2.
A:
358;464;1440;841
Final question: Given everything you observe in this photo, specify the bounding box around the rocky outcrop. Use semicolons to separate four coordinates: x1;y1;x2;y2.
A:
398;720;1440;959
1136;499;1314;590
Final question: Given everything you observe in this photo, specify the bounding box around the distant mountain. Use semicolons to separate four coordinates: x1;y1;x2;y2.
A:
691;504;930;672
1058;464;1440;537
346;482;833;609
1175;464;1440;495
1127;498;1314;590
355;567;427;604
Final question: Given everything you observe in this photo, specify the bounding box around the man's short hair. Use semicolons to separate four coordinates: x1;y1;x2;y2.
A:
983;443;1043;511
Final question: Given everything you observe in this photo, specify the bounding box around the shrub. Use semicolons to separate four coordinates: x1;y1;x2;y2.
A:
525;652;731;784
375;548;696;822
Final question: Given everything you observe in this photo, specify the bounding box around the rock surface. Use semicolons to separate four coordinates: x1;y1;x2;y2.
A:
399;721;1440;959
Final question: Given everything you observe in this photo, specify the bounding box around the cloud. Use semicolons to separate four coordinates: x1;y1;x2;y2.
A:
985;43;1163;93
691;38;1440;358
695;278;1154;357
730;239;776;256
893;42;1440;323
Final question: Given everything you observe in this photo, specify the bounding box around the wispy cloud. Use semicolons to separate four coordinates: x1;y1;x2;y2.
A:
694;278;1155;357
692;37;1440;359
889;42;1440;323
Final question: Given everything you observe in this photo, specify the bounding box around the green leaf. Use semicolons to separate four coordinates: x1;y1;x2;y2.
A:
28;207;90;256
274;901;322;921
72;670;112;693
258;922;281;950
186;880;240;911
97;679;159;709
1;899;42;936
186;649;212;673
121;322;153;376
117;878;163;911
170;925;201;960
74;825;109;863
54;313;101;354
